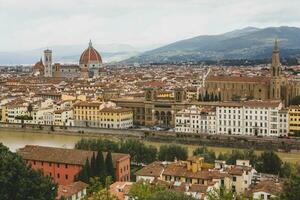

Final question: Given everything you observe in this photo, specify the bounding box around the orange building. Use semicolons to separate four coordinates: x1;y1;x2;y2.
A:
18;145;130;185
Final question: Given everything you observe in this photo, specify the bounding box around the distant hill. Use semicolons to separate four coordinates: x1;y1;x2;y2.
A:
123;26;300;64
0;43;162;65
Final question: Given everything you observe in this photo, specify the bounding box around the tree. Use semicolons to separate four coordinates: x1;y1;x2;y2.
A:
105;152;115;181
90;153;97;177
206;187;251;200
86;188;118;200
158;144;188;161
95;151;106;181
128;181;166;200
290;96;300;105
27;103;33;117
193;146;216;163
256;151;282;175
77;158;91;183
280;166;300;200
119;139;157;164
0;143;57;200
147;190;197;200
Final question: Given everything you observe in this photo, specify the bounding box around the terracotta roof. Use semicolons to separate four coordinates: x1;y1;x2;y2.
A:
79;42;102;64
110;182;133;200
135;161;165;177
56;181;88;200
18;145;129;167
249;180;283;196
207;76;270;83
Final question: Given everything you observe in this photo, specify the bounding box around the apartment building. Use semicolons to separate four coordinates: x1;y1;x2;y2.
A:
175;106;216;134
288;105;300;135
73;101;133;129
216;100;288;137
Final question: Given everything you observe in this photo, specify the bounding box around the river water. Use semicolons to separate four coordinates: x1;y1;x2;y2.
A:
1;130;300;163
0;130;82;152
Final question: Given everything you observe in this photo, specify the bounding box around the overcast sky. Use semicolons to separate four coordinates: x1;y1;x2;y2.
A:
1;0;300;51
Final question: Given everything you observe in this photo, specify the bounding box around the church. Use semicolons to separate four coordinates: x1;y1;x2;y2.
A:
203;39;300;105
33;40;103;79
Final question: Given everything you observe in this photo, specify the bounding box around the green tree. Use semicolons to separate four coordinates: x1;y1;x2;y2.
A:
95;151;106;181
206;187;252;200
77;158;91;183
128;181;166;200
193;146;216;163
119;139;157;164
256;151;282;174
90;153;97;177
147;190;197;200
0;143;57;200
27;103;33;117
86;188;118;200
280;166;300;200
105;152;115;181
158;144;188;161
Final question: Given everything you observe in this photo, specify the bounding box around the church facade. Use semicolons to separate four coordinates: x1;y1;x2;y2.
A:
203;40;300;105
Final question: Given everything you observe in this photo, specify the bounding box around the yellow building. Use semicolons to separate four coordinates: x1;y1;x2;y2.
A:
73;101;133;129
288;105;300;135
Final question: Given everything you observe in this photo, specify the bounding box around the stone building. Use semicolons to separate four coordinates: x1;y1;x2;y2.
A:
203;40;300;105
34;40;102;79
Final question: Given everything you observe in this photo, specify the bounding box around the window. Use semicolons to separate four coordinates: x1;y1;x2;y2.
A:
57;163;60;168
233;177;236;182
65;174;68;180
49;163;52;167
57;173;60;178
65;164;68;169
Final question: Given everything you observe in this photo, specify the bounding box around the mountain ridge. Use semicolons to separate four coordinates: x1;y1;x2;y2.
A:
123;26;300;64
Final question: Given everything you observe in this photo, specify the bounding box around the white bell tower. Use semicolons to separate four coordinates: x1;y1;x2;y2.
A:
44;49;53;77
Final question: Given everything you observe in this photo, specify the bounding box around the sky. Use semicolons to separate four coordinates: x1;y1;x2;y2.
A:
1;0;300;52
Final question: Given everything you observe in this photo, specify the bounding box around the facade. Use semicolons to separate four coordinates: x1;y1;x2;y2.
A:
44;49;53;77
288;105;300;135
54;109;73;126
216;100;288;137
175;105;216;134
1;100;29;123
203;40;300;106
18;145;131;185
73;101;133;129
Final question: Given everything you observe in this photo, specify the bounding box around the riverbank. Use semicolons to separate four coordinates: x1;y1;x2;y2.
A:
1;123;300;153
1;127;300;163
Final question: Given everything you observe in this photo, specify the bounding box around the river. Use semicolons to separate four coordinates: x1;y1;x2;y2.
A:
1;130;300;163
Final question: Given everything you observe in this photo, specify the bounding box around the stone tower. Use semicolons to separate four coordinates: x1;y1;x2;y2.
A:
43;49;53;77
270;39;282;100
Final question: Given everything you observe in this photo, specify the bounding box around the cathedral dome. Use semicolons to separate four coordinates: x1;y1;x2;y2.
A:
79;40;102;65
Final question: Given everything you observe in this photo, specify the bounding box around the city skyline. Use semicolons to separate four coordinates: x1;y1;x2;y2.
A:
1;0;300;51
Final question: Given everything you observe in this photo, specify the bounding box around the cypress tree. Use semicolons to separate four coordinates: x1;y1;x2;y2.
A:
78;158;90;183
96;150;106;182
90;152;96;177
210;93;214;101
199;94;202;101
105;151;115;181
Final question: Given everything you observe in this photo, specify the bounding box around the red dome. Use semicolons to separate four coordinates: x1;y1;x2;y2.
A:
79;41;102;65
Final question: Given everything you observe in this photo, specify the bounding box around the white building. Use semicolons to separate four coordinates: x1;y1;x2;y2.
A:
175;106;216;134
216;100;288;137
54;109;73;126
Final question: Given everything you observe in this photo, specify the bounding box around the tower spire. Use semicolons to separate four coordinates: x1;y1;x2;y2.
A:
89;39;92;47
273;38;279;52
